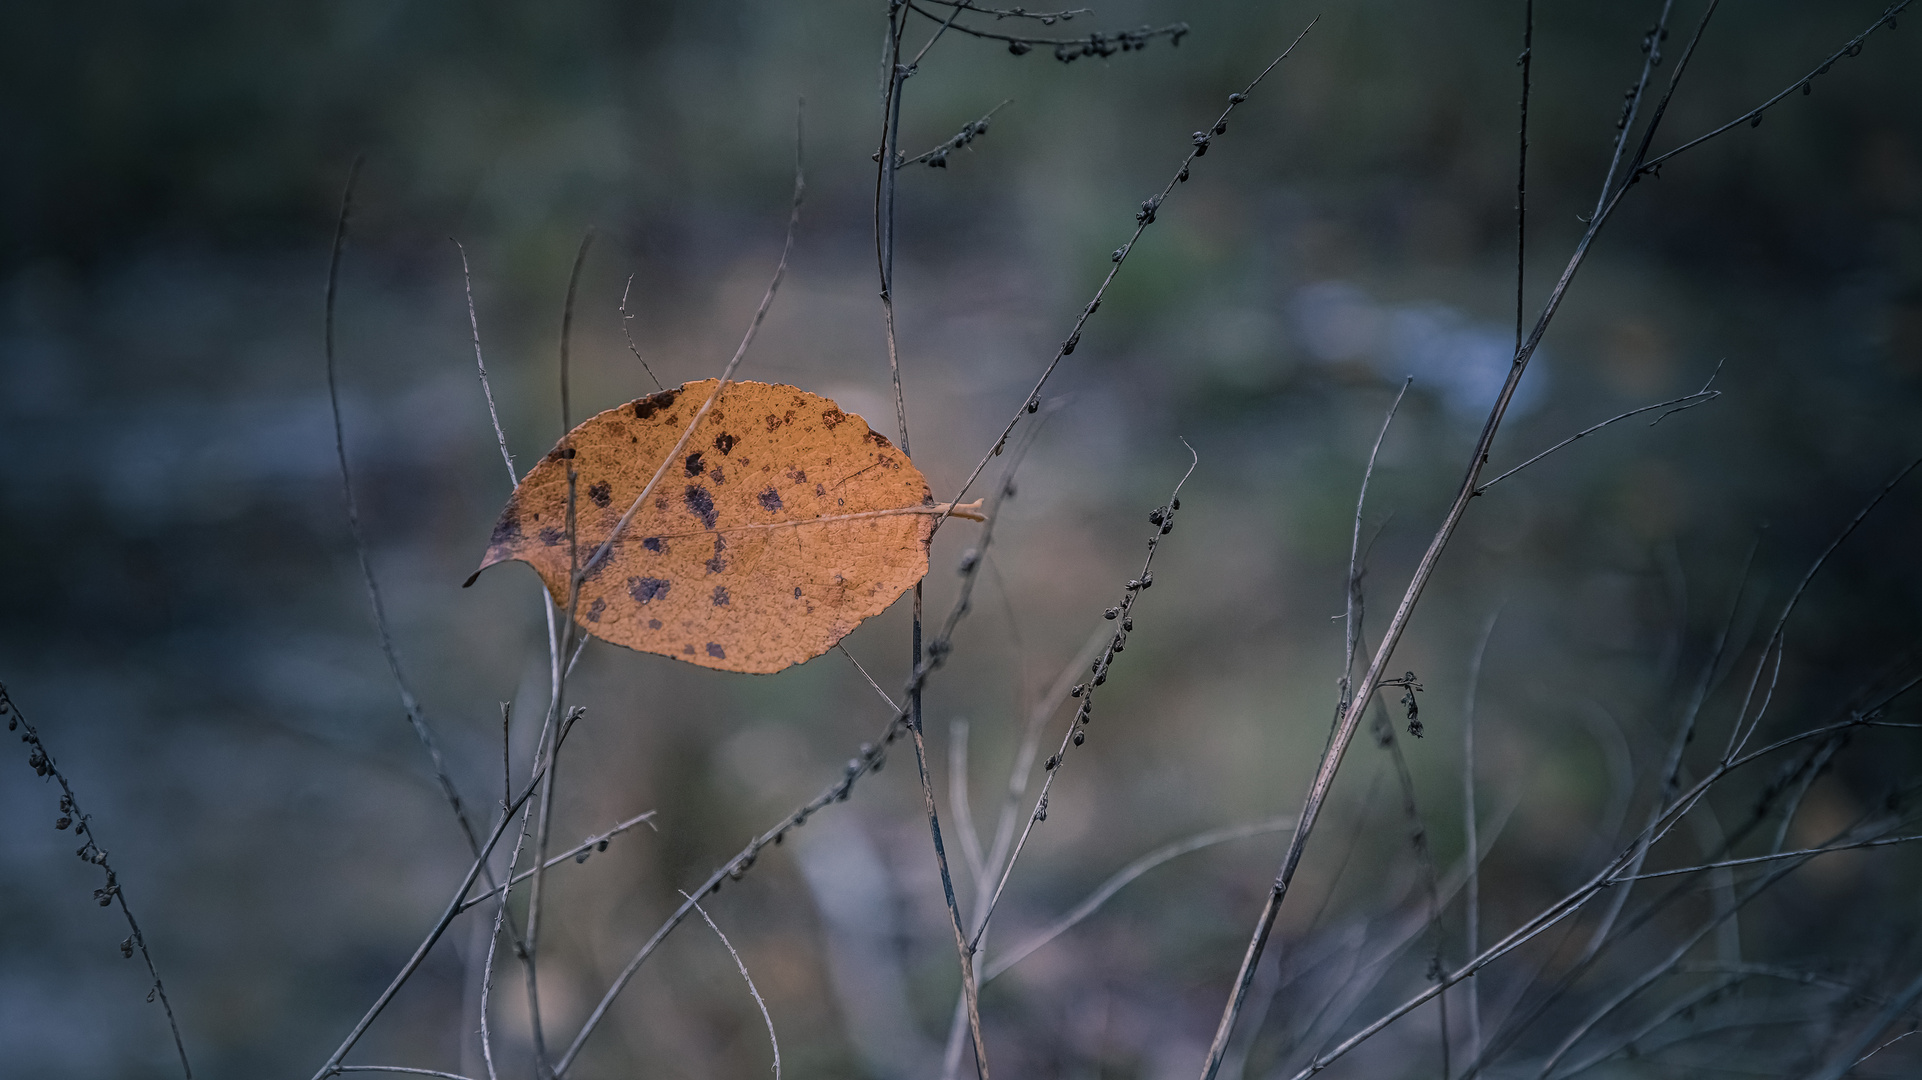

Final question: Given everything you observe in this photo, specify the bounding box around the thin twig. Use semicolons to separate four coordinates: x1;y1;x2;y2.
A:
687;895;782;1080
456;239;519;486
906;1;1187;57
1575;535;1758;969
1614;832;1922;882
1638;2;1913;179
941;622;1112;1080
1;684;193;1079
982;817;1295;981
968;445;1199;951
1724;456;1922;761
1515;0;1532;351
1588;1;1673;224
553;707;903;1077
838;644;904;714
1461;608;1501;1068
1341;379;1411;717
927;21;1315;547
872;15;986;1072
456;811;659;914
332;1060;480;1068
950;717;987;884
1478;365;1723;491
619;273;665;392
325;157;486;865
521;230;595;1078
312;711;581;1079
571;109;805;591
479;783;535;1080
900;100;1011;166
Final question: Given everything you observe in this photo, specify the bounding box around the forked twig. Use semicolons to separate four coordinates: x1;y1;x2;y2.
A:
312;710;581;1079
1477;363;1723;492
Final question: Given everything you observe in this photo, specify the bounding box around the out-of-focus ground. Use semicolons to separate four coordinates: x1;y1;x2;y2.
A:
4;2;1921;1077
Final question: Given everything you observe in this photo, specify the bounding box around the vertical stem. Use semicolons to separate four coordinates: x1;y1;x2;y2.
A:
1460;610;1500;1067
874;5;986;1075
1515;0;1532;353
525;230;594;1076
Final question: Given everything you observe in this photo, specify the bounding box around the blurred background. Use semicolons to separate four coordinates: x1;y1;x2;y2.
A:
4;2;1922;1077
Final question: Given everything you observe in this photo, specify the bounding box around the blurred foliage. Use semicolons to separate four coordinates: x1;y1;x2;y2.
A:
4;1;1922;1078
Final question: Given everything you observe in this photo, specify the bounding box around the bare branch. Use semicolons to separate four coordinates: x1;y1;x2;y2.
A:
1477;364;1723;492
687;895;781;1080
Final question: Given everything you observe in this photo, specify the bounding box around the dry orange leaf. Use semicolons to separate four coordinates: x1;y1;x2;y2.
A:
468;379;976;674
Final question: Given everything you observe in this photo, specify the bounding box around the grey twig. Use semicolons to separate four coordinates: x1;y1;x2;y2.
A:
325;157;485;864
873;15;986;1070
1340;379;1411;718
311;710;581;1080
619;273;666;392
838;643;903;715
1477;363;1723;492
456;811;658;914
568;107;805;593
455;239;519;486
1637;2;1913;180
687;895;782;1080
950;717;987;885
900;100;1010;167
1460;608;1502;1068
982;817;1295;982
330;1060;484;1068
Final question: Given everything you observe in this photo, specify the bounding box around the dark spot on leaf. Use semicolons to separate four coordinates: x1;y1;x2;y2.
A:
794;586;802;598
648;618;663;629
786;468;807;483
685;452;705;476
628;577;671;604
822;407;847;429
758;488;784;512
815;483;826;497
633;388;682;419
488;505;522;549
706;642;726;659
684;644;696;654
684;485;718;529
586;597;606;623
707;535;728;574
866;430;893;448
587;481;612;508
714;432;737;455
710;466;724;484
642;536;667;554
712;585;730;606
538;526;567;547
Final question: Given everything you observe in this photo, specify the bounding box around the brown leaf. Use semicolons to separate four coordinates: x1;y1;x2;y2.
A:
469;379;970;674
